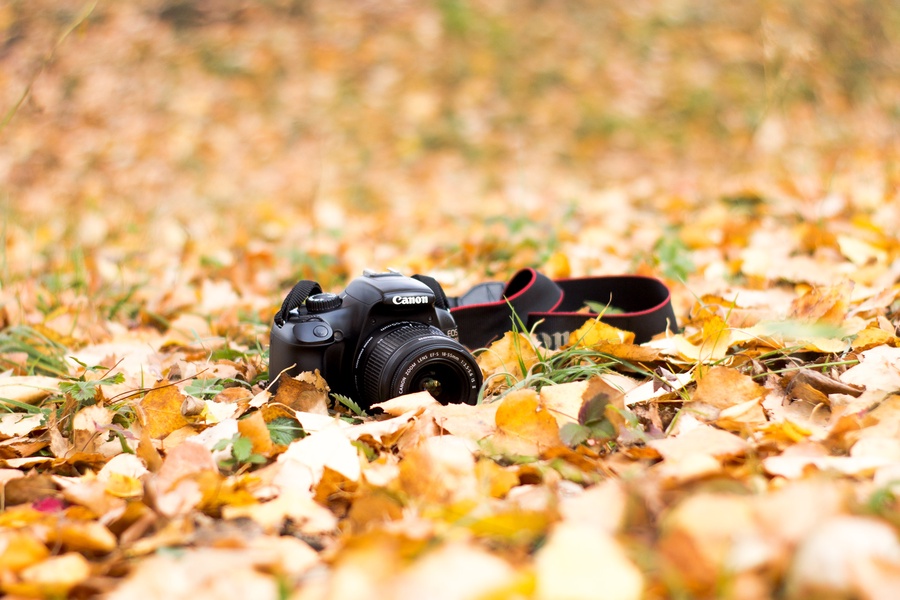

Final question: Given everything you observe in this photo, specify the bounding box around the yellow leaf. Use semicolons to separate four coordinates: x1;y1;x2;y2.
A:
477;332;540;394
139;383;191;439
0;531;49;572
104;472;144;499
535;523;644;600
7;552;91;598
50;519;117;553
569;319;635;347
494;389;561;451
852;326;897;350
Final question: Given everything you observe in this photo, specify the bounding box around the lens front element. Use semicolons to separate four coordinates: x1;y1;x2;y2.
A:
356;322;481;406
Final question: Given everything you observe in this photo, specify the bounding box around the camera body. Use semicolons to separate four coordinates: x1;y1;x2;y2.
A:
269;270;482;408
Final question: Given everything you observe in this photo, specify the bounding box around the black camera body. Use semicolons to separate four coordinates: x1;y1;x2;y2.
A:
269;270;482;408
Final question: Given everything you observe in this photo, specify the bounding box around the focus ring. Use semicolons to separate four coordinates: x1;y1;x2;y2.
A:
359;322;441;405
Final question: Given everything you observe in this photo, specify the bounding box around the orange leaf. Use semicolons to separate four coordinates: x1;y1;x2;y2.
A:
494;389;561;451
691;366;765;410
788;281;853;325
139;383;191;439
237;410;275;457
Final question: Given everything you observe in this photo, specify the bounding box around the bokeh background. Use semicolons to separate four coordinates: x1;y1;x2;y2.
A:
2;0;899;333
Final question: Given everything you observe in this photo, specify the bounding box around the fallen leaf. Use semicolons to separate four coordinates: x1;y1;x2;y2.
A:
272;370;330;416
535;522;644;600
787;516;900;598
0;413;46;438
691;366;766;410
236;410;275;457
139;383;191;439
0;376;61;406
840;345;900;392
788;281;854;325
0;530;50;572
7;552;91;598
568;318;635;346
398;435;478;503
477;332;540;394
278;425;361;483
492;389;561;454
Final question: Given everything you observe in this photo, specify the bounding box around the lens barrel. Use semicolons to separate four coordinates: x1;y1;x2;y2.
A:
356;322;481;406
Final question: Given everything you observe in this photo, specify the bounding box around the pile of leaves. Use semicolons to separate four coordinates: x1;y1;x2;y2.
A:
2;1;900;598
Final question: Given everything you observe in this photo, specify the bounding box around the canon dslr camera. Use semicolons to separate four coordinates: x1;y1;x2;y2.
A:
269;270;482;408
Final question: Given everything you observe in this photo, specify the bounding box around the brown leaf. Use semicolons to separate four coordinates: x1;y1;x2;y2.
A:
3;474;60;506
272;370;330;415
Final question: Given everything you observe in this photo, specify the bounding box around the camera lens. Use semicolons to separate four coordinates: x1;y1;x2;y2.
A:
356;322;481;407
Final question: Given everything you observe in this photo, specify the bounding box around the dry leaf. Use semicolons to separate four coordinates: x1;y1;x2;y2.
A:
691;366;765;410
398;435;478;503
492;389;561;454
278;425;361;483
139;383;191;439
8;552;91;598
787;516;900;598
0;413;46;438
477;332;540;394
0;376;60;406
237;410;275;457
568;318;635;346
788;281;854;325
272;370;330;416
535;523;644;600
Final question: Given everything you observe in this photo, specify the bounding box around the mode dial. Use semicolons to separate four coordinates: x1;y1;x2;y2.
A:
305;292;342;313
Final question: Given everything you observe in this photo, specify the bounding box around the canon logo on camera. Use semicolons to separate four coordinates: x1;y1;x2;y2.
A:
391;295;430;305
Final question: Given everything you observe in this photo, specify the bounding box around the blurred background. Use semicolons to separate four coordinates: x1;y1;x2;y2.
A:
1;0;899;335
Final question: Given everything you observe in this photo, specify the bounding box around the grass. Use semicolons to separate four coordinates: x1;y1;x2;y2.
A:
0;325;70;376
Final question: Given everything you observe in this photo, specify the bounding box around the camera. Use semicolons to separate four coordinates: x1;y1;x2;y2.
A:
269;270;482;408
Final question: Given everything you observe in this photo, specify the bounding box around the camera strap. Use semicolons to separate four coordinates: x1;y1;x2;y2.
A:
414;268;677;350
273;280;322;327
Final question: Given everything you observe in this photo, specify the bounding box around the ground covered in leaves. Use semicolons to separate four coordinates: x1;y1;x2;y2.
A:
2;1;900;598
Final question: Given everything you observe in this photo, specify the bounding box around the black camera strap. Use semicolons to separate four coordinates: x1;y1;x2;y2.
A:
274;269;677;351
273;280;322;327
414;268;677;350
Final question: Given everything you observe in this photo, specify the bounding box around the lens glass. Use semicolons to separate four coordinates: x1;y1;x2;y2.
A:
355;322;481;407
